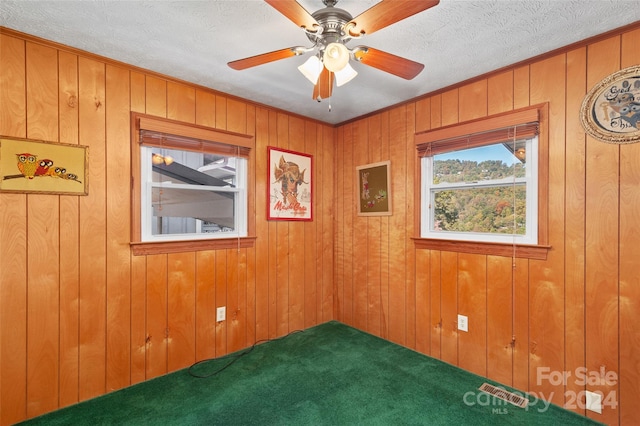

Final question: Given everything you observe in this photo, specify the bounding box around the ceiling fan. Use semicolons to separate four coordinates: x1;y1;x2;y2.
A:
228;0;440;101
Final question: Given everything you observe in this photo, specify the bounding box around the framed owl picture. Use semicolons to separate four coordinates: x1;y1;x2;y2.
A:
0;137;88;195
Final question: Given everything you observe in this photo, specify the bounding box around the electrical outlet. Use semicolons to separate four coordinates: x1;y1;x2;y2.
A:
457;314;468;332
216;306;226;322
585;390;602;414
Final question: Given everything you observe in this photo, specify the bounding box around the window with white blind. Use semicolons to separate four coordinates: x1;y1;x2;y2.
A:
130;113;255;254
414;104;550;258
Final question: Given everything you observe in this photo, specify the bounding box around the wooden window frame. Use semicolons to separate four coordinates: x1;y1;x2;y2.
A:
413;103;550;260
130;112;256;255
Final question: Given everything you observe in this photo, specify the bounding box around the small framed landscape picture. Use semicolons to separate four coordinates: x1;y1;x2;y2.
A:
356;160;391;216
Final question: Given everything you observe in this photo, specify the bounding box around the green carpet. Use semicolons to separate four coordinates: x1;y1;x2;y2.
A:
21;321;601;425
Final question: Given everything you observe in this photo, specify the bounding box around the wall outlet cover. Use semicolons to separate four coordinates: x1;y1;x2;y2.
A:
585;390;602;414
216;306;226;322
457;314;468;332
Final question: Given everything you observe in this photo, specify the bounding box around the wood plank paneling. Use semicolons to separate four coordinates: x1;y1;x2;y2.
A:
287;116;306;333
25;41;60;418
304;121;319;329
77;56;107;402
2;24;640;426
0;34;27;425
254;107;270;342
458;80;487;122
226;247;243;353
404;103;417;350
129;70;147;387
352;120;368;332
167;82;195;123
332;25;638;426
584;36;620;426
512;257;529;392
195;251;216;361
105;64;131;392
487;71;514;115
340;124;354;326
130;254;147;384
58;50;80;408
167;252;196;371
528;53;567;407
486;255;514;386
415;249;430;354
429;250;442;359
0;28;336;425
320;125;334;323
440;251;458;365
619;27;640;426
214;250;228;355
457;253;487;376
275;113;290;336
145;76;167;118
379;112;390;339
387;107;407;345
564;46;587;415
146;254;168;378
267;110;278;340
364;113;383;338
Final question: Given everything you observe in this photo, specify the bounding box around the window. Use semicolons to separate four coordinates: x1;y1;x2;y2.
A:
141;146;247;242
414;104;549;259
422;134;538;244
131;113;255;255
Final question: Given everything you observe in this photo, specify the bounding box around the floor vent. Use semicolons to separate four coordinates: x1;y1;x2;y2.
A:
478;382;529;408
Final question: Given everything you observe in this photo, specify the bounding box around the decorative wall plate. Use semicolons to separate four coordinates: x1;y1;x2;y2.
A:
579;65;640;144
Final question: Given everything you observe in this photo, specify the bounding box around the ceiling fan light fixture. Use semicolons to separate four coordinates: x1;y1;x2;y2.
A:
323;42;350;72
334;62;357;87
298;55;324;84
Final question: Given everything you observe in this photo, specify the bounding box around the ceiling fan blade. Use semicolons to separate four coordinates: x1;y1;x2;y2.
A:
346;0;439;37
354;47;425;80
228;47;299;70
265;0;319;32
313;67;334;100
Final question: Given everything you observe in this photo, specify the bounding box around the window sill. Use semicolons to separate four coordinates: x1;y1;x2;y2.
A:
412;237;550;260
131;236;256;256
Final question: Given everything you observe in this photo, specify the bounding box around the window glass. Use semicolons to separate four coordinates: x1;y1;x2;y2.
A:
141;146;247;242
421;138;537;244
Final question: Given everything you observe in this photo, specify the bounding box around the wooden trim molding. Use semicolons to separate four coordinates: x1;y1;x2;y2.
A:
131;237;256;256
412;237;550;260
415;105;540;147
137;114;254;151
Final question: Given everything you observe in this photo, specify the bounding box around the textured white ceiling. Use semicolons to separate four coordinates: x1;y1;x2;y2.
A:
2;0;640;125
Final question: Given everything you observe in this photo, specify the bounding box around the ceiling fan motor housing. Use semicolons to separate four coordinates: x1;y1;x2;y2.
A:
308;5;353;48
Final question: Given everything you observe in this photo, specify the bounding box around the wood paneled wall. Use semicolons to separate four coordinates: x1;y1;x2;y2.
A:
0;31;334;425
335;27;640;425
1;23;640;426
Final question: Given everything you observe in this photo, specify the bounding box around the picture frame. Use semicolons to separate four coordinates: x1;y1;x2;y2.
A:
356;160;391;216
0;136;88;195
267;146;312;221
579;65;640;144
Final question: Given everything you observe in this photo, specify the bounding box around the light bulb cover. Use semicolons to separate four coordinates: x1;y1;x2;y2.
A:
323;42;350;72
298;55;323;84
334;62;358;87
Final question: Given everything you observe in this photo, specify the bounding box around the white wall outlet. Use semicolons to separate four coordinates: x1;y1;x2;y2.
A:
216;306;226;322
457;314;468;332
585;390;602;414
